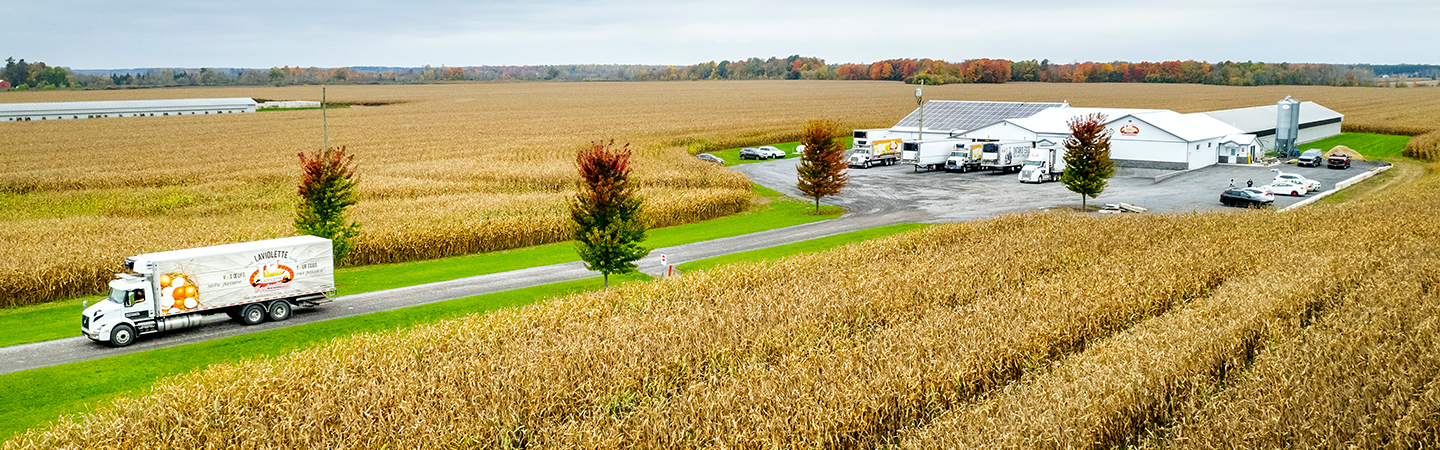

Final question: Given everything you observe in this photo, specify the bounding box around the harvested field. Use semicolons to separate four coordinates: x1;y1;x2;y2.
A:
4;81;1440;307
6;158;1437;448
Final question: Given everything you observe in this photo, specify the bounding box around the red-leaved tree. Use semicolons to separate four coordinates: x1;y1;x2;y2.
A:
796;119;849;213
571;139;648;287
295;146;361;263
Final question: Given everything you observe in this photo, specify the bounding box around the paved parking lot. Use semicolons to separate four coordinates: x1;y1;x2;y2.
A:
735;159;1385;222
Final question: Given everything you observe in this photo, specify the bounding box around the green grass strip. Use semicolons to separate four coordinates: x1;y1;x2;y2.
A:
705;138;855;167
0;274;648;441
677;223;929;273
0;184;839;347
1298;132;1412;160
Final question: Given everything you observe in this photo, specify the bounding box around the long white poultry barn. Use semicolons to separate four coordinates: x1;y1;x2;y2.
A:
0;98;257;122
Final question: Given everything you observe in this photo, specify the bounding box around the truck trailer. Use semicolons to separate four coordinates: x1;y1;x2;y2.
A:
901;139;963;172
81;235;337;347
849;129;902;168
980;142;1033;173
1019;146;1066;183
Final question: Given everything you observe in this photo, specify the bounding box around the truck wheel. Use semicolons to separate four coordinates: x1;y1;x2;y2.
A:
109;324;136;347
239;304;267;325
268;300;293;322
864;160;871;169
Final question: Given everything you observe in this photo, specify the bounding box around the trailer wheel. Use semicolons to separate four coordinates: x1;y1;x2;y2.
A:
109;324;136;347
268;300;293;322
239;304;267;325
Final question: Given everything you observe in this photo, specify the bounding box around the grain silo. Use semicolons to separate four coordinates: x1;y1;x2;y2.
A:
1274;96;1301;158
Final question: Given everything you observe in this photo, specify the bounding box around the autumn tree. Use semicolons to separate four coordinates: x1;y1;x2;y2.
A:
796;119;849;213
571;139;648;287
295;146;362;263
1060;113;1115;210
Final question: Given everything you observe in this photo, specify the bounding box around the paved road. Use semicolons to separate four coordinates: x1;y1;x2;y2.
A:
0;158;1377;374
0;203;919;375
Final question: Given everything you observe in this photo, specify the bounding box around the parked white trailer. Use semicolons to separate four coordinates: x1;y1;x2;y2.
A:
980;142;1033;173
945;142;986;172
849;129;902;168
1019;146;1066;183
81;236;337;347
900;139;963;172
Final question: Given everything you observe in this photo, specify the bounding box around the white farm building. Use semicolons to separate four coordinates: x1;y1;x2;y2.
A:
0;98;257;122
875;97;1342;173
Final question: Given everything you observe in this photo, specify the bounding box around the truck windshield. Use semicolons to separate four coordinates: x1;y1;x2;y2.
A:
107;288;127;305
1024;160;1043;166
949;151;965;157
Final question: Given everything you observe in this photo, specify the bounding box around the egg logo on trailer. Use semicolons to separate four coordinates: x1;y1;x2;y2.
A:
1119;125;1140;136
249;264;295;291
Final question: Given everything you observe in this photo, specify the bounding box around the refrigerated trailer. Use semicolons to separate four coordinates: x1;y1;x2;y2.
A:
849;129;902;168
980;142;1034;173
1019;146;1066;183
81;236;337;347
901;139;964;172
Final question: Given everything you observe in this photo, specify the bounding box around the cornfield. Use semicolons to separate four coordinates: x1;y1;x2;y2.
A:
5;153;1437;448
4;81;1440;308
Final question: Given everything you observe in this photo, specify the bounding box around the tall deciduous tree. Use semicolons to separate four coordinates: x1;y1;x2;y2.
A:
796;119;849;213
1060;113;1116;210
295;146;362;263
571;139;648;287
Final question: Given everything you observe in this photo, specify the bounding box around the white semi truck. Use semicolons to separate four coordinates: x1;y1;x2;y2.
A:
849;128;902;168
81;236;337;347
980;142;1034;173
900;139;963;172
945;142;986;172
1019;146;1066;183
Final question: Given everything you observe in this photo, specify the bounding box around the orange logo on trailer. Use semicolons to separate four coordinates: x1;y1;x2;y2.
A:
1119;125;1140;136
250;264;295;290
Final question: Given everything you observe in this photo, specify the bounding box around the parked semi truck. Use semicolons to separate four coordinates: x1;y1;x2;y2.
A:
849;129;902;168
81;235;337;347
945;142;986;172
980;142;1033;173
1019;146;1066;183
901;139;962;172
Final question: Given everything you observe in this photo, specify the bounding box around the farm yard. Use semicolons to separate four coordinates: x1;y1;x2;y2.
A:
4;80;1440;447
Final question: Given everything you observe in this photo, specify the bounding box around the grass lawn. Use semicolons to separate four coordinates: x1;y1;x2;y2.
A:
0;184;840;348
1300;133;1412;160
0;274;648;440
705;138;854;167
677;223;930;274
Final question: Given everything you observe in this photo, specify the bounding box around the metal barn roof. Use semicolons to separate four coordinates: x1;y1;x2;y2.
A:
1201;101;1344;135
1001;107;1165;135
1114;111;1244;142
893;100;1067;133
0;97;257;120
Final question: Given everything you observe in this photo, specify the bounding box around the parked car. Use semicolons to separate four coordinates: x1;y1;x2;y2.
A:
696;153;724;164
739;147;765;160
1296;149;1324;167
1262;180;1308;197
1220;188;1274;208
1272;170;1321;192
1327;153;1351;169
757;146;786;159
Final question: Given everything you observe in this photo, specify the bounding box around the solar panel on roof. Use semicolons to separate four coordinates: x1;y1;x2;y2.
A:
893;101;1064;132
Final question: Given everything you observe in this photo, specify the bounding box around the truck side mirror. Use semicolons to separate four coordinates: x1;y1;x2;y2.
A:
124;294;133;308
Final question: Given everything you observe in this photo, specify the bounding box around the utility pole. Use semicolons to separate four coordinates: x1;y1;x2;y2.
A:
322;86;328;153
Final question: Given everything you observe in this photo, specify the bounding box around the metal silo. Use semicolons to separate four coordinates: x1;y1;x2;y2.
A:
1275;96;1301;158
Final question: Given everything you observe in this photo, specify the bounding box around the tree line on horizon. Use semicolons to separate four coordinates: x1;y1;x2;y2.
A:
4;55;1434;91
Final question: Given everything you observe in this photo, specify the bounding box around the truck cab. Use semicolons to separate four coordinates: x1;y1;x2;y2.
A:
82;275;156;347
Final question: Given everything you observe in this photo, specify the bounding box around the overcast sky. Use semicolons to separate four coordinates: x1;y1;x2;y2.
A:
7;0;1437;69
